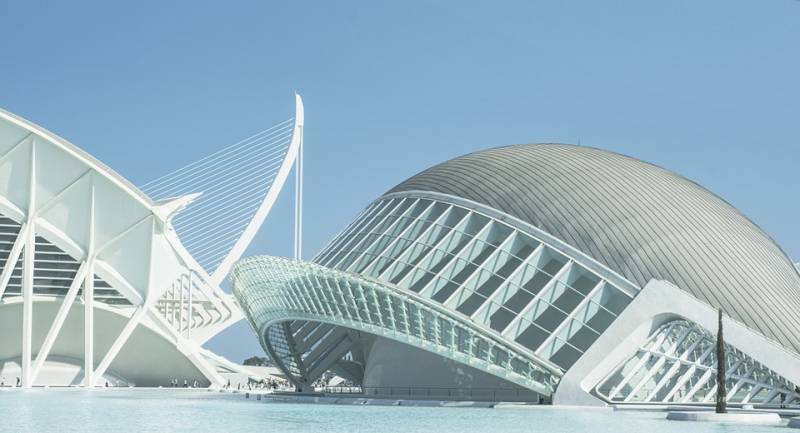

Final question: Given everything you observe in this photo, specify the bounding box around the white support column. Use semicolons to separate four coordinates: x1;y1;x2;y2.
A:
84;182;96;387
294;123;303;260
21;224;34;388
171;283;177;326
21;140;36;389
179;276;185;334
83;260;94;387
31;261;89;383
187;272;193;339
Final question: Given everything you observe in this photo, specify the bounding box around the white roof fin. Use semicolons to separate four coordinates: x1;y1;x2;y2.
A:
153;193;202;224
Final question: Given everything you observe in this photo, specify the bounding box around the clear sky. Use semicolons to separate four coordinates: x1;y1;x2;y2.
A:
1;1;798;362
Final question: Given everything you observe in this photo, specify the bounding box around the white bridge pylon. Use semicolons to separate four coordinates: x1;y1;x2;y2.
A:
143;93;305;282
133;94;306;385
141;92;305;344
208;93;303;282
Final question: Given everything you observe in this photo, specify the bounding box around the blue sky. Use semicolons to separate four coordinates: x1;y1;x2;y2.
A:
1;1;798;362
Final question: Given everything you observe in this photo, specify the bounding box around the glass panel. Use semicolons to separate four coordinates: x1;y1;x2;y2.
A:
549;340;583;370
514;322;550;351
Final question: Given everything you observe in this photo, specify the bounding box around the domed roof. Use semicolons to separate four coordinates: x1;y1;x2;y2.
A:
388;144;800;354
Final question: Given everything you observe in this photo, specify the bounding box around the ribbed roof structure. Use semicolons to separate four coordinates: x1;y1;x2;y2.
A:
388;144;800;354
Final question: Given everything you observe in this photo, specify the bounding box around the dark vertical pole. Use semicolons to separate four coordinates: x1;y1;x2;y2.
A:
716;308;727;414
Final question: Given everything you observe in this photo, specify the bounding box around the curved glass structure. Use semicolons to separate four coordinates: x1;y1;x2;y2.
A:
314;196;634;372
232;256;560;395
233;144;800;405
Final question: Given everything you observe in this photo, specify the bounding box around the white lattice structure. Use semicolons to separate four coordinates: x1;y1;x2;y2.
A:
233;144;800;405
0;94;304;387
596;320;800;405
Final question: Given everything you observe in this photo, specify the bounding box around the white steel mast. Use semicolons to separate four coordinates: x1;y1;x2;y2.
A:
294;93;304;260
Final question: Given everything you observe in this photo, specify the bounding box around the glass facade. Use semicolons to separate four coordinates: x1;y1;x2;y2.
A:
232;256;560;395
232;194;643;397
314;196;633;371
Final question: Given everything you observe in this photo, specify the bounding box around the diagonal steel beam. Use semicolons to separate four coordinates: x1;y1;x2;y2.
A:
91;305;147;386
31;261;89;383
0;222;28;299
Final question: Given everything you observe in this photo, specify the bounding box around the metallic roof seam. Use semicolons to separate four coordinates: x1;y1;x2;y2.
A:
385;144;800;353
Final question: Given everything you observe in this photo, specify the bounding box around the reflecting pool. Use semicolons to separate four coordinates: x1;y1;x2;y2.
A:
0;389;786;433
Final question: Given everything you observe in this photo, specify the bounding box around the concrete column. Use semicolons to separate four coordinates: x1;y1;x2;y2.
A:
84;259;94;387
21;228;34;388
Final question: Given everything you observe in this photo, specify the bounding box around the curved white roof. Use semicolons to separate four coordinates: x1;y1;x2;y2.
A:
0;98;303;388
0;108;182;303
389;144;800;354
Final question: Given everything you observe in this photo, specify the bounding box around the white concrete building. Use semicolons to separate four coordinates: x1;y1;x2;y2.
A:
0;95;304;388
232;144;800;405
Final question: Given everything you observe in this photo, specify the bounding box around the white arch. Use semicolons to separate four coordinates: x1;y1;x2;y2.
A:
210;94;304;286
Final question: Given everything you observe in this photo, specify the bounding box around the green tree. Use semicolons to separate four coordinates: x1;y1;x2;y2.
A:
715;308;727;414
243;356;270;366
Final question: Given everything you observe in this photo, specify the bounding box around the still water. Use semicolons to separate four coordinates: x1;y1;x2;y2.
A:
0;388;786;433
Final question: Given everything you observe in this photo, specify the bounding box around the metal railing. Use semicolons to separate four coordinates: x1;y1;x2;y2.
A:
322;386;547;403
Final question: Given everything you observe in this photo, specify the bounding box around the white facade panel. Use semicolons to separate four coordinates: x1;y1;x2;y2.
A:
0;95;303;387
